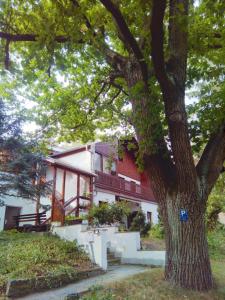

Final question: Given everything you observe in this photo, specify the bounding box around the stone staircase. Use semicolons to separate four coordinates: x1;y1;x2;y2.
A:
107;249;121;267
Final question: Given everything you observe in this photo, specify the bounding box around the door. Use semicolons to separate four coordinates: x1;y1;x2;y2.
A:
4;206;21;230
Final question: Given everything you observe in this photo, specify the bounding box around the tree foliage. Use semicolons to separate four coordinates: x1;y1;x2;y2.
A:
0;98;51;204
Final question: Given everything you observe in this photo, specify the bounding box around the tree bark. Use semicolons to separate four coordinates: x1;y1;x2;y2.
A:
124;61;214;291
163;192;213;290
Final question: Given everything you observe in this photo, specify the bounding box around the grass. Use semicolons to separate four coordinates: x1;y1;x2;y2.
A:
82;265;225;300
82;226;225;300
0;230;93;295
141;236;165;250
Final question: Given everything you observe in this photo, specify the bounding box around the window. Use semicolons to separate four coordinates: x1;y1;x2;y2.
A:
95;152;117;175
80;175;90;197
102;156;110;174
147;211;152;224
103;156;116;175
94;153;102;171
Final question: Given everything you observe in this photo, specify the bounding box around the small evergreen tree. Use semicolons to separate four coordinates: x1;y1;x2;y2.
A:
0;98;51;210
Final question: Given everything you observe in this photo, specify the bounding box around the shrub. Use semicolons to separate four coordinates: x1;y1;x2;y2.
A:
110;201;130;223
141;223;151;237
88;202;130;225
207;224;225;260
64;215;87;225
88;203;112;225
149;223;165;239
206;195;224;230
129;210;151;236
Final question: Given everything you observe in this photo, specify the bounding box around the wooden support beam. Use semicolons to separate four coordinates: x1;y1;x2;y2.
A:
61;170;66;225
51;166;57;222
76;174;80;217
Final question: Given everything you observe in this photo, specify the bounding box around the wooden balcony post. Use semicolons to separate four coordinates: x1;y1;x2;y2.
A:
76;174;80;217
51;166;57;222
90;176;93;207
61;170;66;225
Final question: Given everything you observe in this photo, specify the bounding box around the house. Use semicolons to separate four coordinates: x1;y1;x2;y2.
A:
0;194;36;231
0;150;37;231
41;141;159;226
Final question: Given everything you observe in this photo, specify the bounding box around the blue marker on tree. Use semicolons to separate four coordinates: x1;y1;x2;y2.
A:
180;209;188;222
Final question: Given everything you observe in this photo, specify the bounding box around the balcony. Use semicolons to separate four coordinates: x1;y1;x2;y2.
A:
95;171;154;202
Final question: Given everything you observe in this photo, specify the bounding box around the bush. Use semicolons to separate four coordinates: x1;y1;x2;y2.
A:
206;195;224;230
150;223;165;239
88;201;130;225
129;210;151;237
64;215;87;225
141;223;151;237
88;203;112;225
207;224;225;260
110;201;130;223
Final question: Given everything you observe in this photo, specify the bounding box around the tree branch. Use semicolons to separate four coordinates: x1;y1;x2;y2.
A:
0;32;69;43
150;0;173;91
151;0;197;190
196;124;225;196
100;0;148;82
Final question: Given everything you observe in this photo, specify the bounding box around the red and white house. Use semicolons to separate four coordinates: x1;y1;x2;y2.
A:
41;141;159;225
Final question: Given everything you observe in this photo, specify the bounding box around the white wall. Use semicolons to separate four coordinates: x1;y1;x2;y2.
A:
53;224;165;269
57;150;92;172
52;224;108;270
141;201;158;224
0;195;36;231
93;191;116;205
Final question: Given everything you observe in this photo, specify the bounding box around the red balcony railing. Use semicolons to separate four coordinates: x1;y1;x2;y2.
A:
95;171;154;201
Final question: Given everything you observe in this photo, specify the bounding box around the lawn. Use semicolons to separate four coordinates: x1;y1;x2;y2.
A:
82;226;225;300
0;230;93;295
82;264;225;300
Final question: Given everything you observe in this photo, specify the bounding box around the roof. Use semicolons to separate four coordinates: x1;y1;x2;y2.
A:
44;158;96;177
51;145;91;158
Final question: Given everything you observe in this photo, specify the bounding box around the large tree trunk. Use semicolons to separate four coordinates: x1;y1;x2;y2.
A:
163;192;213;290
125;59;214;291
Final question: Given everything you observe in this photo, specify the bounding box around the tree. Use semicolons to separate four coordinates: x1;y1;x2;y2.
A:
0;97;51;211
0;0;225;291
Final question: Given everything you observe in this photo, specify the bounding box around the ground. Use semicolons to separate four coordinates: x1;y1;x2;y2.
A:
82;265;225;300
1;226;225;299
82;225;225;300
141;237;165;251
0;230;93;295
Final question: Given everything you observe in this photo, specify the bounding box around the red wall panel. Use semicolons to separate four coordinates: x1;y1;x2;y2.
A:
117;152;141;181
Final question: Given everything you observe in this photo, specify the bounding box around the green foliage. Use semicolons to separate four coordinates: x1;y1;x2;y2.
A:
89;203;112;225
206;173;225;230
82;286;114;300
129;210;150;237
0;0;224;160
88;202;130;226
64;215;87;225
207;225;225;260
149;224;165;239
110;202;131;223
0;230;92;295
0;98;51;203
